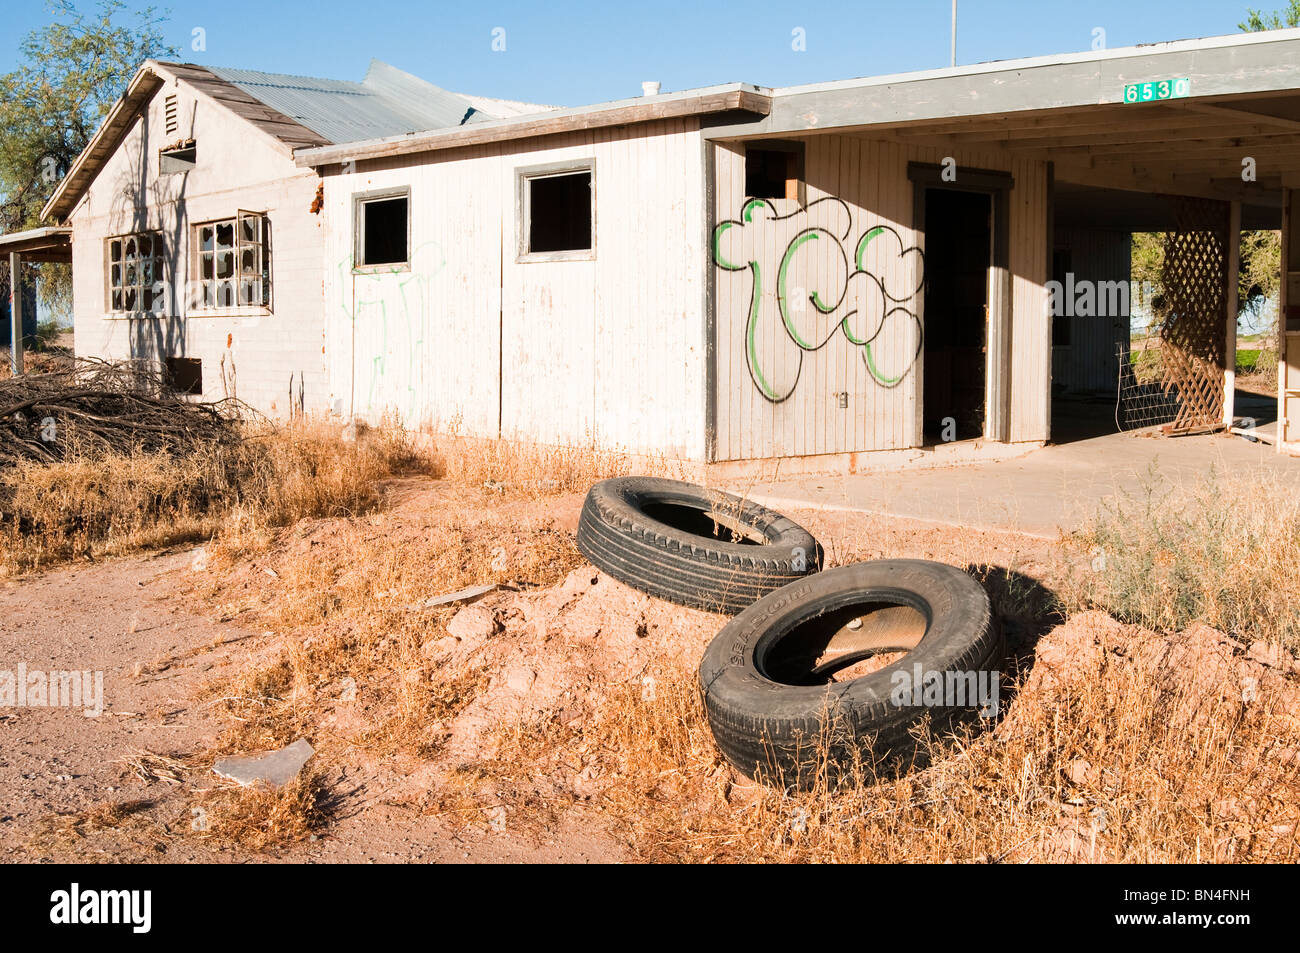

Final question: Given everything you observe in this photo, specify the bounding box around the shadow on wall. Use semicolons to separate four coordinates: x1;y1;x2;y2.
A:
109;96;189;368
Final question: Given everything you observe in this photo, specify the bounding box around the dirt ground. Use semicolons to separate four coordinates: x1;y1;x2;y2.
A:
2;476;1295;863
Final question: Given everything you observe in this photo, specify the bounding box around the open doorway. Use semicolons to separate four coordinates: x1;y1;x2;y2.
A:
923;188;991;442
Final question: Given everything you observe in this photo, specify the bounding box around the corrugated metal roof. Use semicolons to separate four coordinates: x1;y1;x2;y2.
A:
207;60;548;145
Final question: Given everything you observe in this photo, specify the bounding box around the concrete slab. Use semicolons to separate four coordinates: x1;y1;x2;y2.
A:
736;428;1300;538
213;738;314;787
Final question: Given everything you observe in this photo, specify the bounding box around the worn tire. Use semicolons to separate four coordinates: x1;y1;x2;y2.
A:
576;477;822;614
698;559;1003;787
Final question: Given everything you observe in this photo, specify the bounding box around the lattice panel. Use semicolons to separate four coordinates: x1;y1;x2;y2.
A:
1155;195;1229;432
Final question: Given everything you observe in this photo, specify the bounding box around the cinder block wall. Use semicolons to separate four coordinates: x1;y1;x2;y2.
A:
69;68;327;417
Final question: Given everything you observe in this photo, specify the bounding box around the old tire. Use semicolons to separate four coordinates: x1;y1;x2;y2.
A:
698;559;1002;787
576;477;822;614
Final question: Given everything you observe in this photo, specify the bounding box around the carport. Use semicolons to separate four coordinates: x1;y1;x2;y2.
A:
0;226;72;374
702;28;1300;458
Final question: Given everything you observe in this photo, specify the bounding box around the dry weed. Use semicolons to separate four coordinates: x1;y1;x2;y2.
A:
1060;467;1300;651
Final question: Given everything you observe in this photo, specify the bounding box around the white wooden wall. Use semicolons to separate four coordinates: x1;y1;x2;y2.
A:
322;118;708;459
712;135;1050;460
69;69;327;416
1052;227;1131;395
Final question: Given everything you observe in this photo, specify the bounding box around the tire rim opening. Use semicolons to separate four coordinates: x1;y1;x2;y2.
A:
639;501;766;545
760;600;929;686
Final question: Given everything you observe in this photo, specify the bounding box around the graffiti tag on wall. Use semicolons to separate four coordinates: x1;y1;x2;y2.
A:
712;197;925;403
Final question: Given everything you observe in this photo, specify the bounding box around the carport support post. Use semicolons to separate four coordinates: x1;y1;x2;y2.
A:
8;251;21;377
1224;201;1240;429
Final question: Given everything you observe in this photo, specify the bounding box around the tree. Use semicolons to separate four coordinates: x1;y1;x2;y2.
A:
1239;0;1300;30
0;1;174;318
1;0;175;231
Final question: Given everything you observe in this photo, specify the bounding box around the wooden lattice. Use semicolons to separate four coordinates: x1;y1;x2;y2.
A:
1155;195;1229;433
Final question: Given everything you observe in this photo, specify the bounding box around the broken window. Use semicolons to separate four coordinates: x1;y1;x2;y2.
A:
106;232;165;314
164;356;202;396
519;164;593;258
160;141;196;174
193;212;271;309
745;144;804;201
354;190;410;268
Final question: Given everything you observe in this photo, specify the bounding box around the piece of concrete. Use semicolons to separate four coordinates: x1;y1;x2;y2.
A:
213;738;314;787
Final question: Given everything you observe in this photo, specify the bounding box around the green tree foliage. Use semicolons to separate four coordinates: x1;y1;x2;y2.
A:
1132;230;1279;334
1239;0;1300;30
0;1;173;319
0;0;174;232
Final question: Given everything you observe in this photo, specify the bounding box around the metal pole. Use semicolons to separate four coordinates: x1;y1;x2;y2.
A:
8;251;21;376
951;0;957;67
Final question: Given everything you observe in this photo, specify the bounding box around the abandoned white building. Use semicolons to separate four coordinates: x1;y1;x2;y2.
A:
8;27;1300;464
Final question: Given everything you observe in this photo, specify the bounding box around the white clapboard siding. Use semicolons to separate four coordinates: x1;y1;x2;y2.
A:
1052;227;1132;394
712;135;1050;461
322;118;708;459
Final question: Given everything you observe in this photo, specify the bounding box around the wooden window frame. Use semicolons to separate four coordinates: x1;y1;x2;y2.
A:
190;211;272;312
352;187;411;273
743;140;806;204
104;231;166;317
516;159;596;263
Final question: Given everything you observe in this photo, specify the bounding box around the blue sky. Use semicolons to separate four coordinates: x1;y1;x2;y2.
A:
1;0;1274;106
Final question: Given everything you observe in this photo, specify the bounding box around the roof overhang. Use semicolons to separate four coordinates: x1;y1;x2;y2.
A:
699;28;1300;206
294;85;772;168
0;226;73;263
41;65;165;223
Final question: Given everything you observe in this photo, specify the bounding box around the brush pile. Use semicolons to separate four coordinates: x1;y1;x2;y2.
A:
0;359;245;467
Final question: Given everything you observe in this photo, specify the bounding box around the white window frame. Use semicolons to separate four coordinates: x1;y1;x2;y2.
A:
105;231;166;317
352;187;411;273
190;211;271;313
516;160;596;263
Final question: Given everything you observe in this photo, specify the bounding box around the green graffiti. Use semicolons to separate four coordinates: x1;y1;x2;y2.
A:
777;231;820;349
711;197;925;402
712;221;739;270
745;262;782;401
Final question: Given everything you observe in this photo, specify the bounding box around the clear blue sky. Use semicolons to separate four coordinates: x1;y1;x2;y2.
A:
1;0;1274;106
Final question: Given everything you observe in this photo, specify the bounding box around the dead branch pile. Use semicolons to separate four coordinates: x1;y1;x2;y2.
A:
0;359;247;467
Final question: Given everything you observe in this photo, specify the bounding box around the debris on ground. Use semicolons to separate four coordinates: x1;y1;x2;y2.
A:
410;582;502;611
0;358;245;467
213;739;315;788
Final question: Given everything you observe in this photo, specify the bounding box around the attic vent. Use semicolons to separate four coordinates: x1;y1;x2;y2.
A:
164;94;178;136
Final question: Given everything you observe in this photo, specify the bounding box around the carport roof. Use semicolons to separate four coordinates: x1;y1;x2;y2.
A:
0;226;72;263
701;27;1300;207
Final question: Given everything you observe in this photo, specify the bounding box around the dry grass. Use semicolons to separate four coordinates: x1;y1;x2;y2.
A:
32;798;156;846
0;417;423;573
194;430;631;775
424;423;638;496
18;390;1296;862
1060;468;1300;652
541;640;1299;863
189;771;327;851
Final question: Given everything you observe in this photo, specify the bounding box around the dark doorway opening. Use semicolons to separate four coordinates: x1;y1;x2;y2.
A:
923;188;991;443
